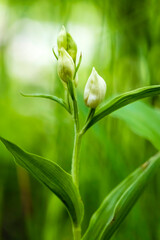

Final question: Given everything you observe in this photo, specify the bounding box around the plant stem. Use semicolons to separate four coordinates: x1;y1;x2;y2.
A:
70;80;82;239
71;131;82;239
86;108;95;122
73;225;81;240
73;98;79;131
67;89;72;113
67;80;79;130
72;131;82;188
71;80;81;187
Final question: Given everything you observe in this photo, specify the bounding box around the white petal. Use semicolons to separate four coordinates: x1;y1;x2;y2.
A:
84;67;106;108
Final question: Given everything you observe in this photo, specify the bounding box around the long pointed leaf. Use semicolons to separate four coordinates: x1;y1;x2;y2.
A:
21;93;70;113
112;101;160;150
0;137;83;226
83;85;160;133
82;152;160;240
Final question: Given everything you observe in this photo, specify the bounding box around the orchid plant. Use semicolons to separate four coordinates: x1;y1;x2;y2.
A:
1;26;160;240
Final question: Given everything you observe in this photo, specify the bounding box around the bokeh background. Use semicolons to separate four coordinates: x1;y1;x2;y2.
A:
0;0;160;239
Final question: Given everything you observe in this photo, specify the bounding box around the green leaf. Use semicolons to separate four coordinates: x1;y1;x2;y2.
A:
74;52;82;79
112;101;160;150
82;85;160;133
21;93;71;113
82;152;160;240
0;137;83;227
52;47;58;60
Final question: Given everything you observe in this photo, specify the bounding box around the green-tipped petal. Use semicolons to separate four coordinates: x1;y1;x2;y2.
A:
57;48;75;83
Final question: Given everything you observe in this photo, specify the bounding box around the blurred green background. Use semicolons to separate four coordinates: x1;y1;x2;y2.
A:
0;0;160;239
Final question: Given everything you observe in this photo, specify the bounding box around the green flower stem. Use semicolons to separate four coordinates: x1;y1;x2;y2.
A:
67;80;79;129
70;80;82;240
73;225;81;240
71;132;82;240
73;97;79;131
71;80;81;187
80;108;95;136
86;108;95;122
66;89;72;114
71;131;82;188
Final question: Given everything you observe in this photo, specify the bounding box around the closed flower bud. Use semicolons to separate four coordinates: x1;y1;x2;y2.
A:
67;33;77;62
57;48;75;83
57;26;77;62
84;67;106;108
57;26;67;51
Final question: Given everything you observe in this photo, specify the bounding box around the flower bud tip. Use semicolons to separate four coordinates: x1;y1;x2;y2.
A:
57;48;75;83
84;67;106;108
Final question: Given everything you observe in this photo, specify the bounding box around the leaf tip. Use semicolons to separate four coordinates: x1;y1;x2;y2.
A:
20;92;26;97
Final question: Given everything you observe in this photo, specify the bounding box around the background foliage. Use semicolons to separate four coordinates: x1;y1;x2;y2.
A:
0;0;160;239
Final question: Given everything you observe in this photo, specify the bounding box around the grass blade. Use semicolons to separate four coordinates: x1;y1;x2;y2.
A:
82;152;160;240
0;137;83;227
82;85;160;133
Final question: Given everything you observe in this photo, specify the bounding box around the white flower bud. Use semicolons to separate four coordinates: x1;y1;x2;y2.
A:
57;48;75;83
57;26;67;51
84;67;106;108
